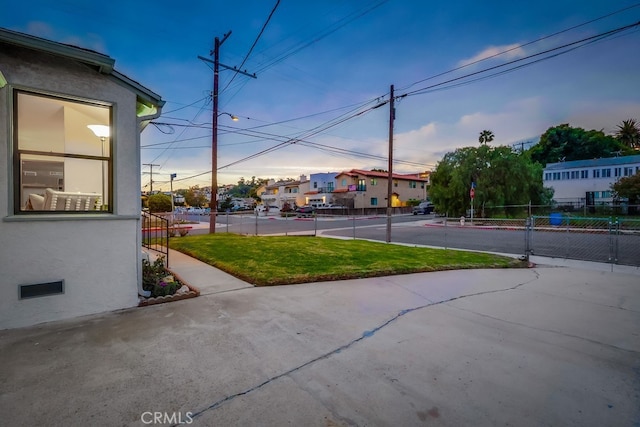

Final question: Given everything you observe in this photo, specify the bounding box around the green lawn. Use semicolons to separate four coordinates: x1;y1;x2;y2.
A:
169;234;527;286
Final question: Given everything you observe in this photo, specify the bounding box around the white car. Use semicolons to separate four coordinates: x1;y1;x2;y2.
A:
255;205;281;216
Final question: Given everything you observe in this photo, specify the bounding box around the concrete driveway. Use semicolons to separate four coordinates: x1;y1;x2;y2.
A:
0;265;638;426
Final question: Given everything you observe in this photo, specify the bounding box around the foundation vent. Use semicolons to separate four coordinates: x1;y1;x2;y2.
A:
20;280;64;299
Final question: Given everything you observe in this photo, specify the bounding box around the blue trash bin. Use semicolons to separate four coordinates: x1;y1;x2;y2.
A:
549;212;562;226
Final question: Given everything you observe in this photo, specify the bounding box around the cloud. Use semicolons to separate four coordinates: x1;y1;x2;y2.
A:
457;43;526;68
393;97;548;170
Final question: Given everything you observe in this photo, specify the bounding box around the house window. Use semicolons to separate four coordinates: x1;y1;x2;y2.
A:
394;180;398;187
601;191;611;198
624;167;633;176
593;169;600;178
14;91;112;213
614;167;622;177
341;178;347;186
371;197;378;206
561;172;569;179
357;179;366;191
602;168;611;178
371;178;377;186
327;182;334;192
313;182;317;189
409;181;417;188
581;170;588;179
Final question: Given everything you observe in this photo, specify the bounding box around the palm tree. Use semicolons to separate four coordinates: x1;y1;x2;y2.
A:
616;119;640;150
478;130;495;145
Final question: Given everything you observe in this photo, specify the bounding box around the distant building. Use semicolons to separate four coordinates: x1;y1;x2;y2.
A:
333;170;429;209
305;172;339;207
259;175;309;208
543;155;640;204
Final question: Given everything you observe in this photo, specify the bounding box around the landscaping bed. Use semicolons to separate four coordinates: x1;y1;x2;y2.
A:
139;256;200;306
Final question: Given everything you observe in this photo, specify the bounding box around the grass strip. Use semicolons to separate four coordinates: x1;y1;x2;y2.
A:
169;234;526;286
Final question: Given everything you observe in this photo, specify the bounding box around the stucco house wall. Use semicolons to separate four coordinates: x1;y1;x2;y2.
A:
0;30;162;329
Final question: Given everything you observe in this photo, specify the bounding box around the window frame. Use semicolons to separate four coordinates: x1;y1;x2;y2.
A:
12;89;114;215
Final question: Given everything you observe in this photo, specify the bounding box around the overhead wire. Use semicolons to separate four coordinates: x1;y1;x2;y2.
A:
397;2;640;92
220;0;280;95
401;20;640;98
148;6;640;185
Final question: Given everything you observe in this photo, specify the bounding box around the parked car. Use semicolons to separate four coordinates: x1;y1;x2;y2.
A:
412;201;434;215
295;205;316;217
255;205;281;216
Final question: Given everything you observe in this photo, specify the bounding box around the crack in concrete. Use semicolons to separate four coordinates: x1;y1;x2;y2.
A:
182;270;541;424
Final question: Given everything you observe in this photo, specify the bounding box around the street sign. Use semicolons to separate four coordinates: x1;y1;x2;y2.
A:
470;188;475;199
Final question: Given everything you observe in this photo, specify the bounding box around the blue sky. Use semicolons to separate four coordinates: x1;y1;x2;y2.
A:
3;1;640;190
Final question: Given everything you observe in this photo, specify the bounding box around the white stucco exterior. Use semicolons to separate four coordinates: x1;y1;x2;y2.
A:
0;29;163;329
543;155;640;203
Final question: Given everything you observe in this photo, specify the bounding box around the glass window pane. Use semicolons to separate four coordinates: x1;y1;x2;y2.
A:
15;91;111;213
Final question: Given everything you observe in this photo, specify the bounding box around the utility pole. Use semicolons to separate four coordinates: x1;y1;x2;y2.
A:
170;173;176;222
143;163;159;194
386;84;395;243
198;31;256;234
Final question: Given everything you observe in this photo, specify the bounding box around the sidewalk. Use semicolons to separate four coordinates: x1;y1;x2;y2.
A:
167;249;253;296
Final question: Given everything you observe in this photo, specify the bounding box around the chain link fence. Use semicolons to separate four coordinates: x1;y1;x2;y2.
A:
171;210;640;268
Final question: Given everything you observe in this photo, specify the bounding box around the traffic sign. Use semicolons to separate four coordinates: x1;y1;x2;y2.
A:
470;188;475;199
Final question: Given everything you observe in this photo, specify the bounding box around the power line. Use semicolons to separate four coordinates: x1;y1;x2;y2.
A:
221;0;280;94
252;0;390;75
401;20;640;98
397;3;640;92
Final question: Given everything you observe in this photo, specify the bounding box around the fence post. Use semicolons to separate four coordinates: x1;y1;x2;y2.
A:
314;212;318;237
444;215;448;250
353;214;356;239
608;218;619;270
524;216;532;261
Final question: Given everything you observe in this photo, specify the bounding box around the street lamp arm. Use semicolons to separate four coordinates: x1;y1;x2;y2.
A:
218;112;239;121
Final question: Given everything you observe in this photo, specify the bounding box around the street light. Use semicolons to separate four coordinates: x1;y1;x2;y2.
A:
219;112;239;121
210;111;239;233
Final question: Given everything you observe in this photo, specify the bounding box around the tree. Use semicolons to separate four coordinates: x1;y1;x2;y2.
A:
615;119;640;150
184;186;208;207
220;196;234;212
478;130;494;145
529;124;632;166
429;145;553;217
147;193;172;213
612;172;640;204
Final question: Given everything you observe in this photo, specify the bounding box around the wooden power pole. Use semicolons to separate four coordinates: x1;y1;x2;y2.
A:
386;84;395;243
198;32;255;233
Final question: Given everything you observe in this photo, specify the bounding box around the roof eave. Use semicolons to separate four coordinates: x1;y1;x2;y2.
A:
0;28;115;74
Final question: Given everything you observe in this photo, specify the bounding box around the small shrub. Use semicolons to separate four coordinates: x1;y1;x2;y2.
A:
148;193;172;213
142;256;181;297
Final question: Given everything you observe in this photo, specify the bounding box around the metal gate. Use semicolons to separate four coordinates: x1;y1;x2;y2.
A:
142;211;170;266
528;216;640;267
